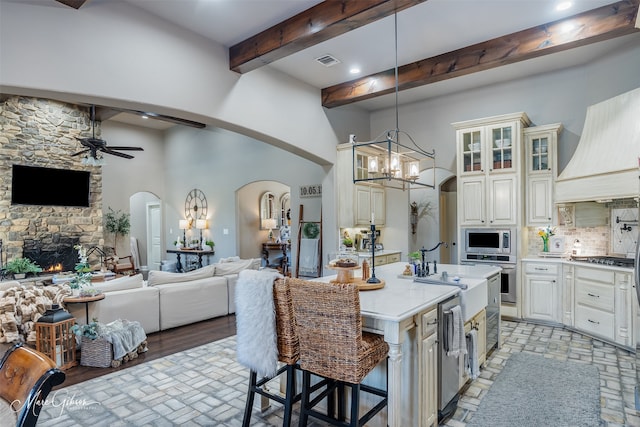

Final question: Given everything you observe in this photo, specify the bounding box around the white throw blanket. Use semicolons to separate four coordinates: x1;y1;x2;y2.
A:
298;238;319;276
466;329;480;380
446;305;466;358
235;269;283;378
100;319;147;360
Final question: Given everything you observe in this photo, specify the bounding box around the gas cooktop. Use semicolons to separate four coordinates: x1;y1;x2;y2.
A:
571;256;635;268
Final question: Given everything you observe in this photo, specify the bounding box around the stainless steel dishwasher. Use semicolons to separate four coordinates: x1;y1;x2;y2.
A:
486;272;501;354
438;294;461;420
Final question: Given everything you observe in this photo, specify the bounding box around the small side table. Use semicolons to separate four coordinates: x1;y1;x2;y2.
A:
63;294;105;324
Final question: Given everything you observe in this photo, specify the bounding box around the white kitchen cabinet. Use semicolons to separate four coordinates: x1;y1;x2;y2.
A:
337;144;386;227
355;185;385;227
524;124;562;225
420;307;438;427
454;112;531;227
574;266;616;343
614;271;635;349
522;261;561;323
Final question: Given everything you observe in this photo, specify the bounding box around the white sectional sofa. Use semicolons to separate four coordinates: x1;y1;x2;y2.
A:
65;258;261;334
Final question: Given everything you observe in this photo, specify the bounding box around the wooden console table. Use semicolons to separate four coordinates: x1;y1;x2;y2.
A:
262;242;290;276
166;249;214;272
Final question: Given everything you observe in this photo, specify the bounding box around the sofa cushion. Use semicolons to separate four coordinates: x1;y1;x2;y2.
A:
0;281;21;292
213;258;261;276
96;274;144;293
148;265;215;287
156;276;228;330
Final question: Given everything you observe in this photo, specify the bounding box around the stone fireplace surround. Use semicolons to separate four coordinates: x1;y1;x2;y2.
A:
0;96;104;271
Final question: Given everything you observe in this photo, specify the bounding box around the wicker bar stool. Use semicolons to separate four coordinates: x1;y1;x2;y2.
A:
290;281;389;427
242;277;300;427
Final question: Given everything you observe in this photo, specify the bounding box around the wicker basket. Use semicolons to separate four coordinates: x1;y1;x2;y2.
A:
80;336;113;368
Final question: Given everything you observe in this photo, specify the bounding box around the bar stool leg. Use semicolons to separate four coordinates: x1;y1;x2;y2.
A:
350;384;360;427
242;370;258;427
299;370;311;427
283;365;296;427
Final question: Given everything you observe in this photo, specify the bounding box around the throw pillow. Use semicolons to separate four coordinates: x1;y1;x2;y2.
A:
214;258;261;276
0;281;21;292
148;265;215;287
219;256;241;263
97;274;144;293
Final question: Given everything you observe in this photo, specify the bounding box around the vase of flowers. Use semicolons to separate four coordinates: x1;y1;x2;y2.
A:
537;225;556;253
70;245;92;295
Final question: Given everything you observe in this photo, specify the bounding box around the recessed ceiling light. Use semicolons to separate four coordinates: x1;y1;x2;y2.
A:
556;1;572;11
561;22;576;33
350;67;361;75
141;115;149;119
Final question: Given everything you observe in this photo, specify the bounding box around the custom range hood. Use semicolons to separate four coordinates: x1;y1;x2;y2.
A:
555;86;640;203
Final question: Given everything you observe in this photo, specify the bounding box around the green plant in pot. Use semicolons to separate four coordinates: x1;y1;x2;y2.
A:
70;245;92;293
71;318;101;341
3;257;43;279
104;207;131;255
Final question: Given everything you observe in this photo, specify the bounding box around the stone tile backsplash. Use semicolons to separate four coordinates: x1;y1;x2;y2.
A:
526;199;639;257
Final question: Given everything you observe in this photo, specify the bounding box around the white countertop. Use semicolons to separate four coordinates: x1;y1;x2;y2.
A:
356;249;401;257
522;256;634;273
314;262;490;323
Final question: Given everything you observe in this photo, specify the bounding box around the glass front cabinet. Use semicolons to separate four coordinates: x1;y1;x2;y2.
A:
454;112;531;227
524;123;562;225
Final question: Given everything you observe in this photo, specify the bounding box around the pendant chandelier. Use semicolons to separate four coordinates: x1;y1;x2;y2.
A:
352;12;435;190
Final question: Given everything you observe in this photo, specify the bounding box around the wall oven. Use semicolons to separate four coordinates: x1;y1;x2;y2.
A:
462;228;517;304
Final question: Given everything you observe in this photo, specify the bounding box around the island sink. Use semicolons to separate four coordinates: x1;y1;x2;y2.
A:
414;274;487;322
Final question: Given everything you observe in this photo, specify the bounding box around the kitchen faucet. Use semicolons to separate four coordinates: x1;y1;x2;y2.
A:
415;242;448;277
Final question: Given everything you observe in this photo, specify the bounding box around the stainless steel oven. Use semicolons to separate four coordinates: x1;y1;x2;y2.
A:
462;227;517;303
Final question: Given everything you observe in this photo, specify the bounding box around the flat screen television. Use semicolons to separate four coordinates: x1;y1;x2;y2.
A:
11;164;91;207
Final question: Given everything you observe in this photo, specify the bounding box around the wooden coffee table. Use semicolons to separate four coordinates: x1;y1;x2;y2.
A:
63;294;105;324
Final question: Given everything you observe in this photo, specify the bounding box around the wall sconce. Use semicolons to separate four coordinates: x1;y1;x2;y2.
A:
35;305;76;370
196;219;208;249
179;219;190;247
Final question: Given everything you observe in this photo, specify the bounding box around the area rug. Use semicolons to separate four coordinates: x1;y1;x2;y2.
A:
36;336;288;427
467;352;602;427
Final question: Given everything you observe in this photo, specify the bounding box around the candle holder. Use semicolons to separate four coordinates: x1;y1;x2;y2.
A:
367;223;381;284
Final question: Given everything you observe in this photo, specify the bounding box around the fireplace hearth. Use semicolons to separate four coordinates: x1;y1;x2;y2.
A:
23;237;79;273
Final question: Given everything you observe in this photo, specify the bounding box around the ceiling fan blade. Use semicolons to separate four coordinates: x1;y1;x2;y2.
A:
106;146;144;151
102;148;134;159
56;0;87;9
71;149;90;157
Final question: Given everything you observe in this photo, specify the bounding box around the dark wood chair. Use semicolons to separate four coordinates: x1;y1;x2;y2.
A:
290;281;389;427
0;343;66;427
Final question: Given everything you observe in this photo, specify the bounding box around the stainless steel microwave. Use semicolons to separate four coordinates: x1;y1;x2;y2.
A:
463;228;514;255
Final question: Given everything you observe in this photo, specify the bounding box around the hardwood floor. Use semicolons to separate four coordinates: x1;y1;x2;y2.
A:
61;314;237;388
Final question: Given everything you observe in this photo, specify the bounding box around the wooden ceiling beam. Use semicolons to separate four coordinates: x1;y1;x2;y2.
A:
55;0;88;9
322;0;640;108
229;0;427;74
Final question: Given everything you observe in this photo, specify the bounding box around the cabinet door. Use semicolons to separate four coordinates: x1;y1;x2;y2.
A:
527;176;553;225
562;264;574;326
460;177;485;225
474;309;487;366
459;127;484;175
525;275;559;322
422;332;438;427
354;185;372;226
487;174;516;225
371;186;386;226
487;123;516;173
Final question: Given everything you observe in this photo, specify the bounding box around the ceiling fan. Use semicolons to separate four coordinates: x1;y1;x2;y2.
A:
72;105;143;163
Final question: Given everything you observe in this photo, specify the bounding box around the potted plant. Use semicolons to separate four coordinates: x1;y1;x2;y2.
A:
70;245;92;295
3;257;43;279
203;240;215;251
71;318;101;341
104;207;131;255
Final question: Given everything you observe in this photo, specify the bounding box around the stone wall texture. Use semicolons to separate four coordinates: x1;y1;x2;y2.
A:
0;95;104;267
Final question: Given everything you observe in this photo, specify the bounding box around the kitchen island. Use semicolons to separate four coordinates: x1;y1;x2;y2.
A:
313;261;499;427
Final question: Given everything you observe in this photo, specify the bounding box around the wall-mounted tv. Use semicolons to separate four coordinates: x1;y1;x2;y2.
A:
11;165;91;207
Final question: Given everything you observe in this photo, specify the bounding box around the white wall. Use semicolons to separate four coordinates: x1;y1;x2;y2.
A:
0;0;340;165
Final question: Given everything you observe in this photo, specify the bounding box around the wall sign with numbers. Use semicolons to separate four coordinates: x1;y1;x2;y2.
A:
299;184;322;198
